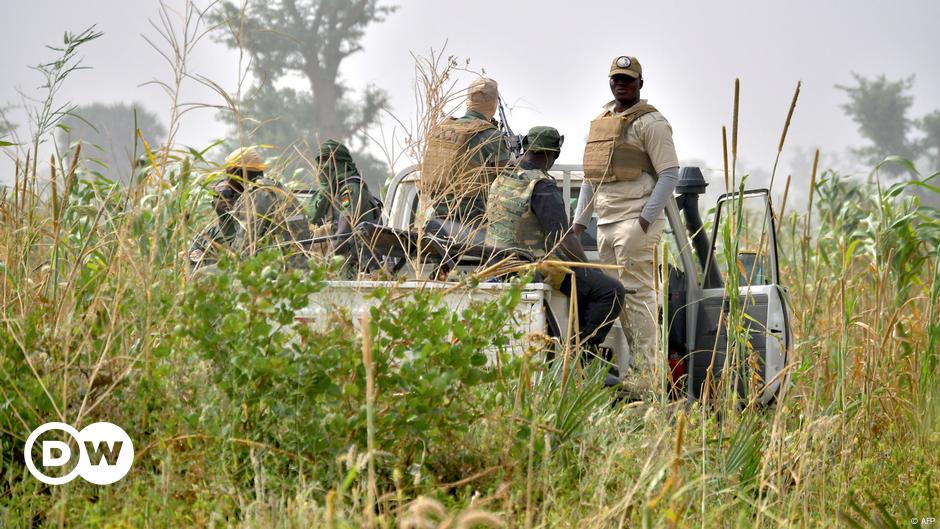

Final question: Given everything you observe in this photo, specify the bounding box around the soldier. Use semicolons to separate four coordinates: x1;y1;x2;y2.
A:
306;140;382;237
226;146;311;268
485;126;625;384
422;77;511;226
573;56;681;394
187;178;240;271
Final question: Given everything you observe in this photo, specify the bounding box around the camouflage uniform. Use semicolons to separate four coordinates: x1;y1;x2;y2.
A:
460;110;510;168
210;147;311;268
486;126;624;351
485;166;554;259
306;140;381;230
189;176;242;271
188;221;236;270
230;176;312;267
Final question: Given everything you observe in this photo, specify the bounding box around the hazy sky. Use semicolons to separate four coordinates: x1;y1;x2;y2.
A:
3;0;940;194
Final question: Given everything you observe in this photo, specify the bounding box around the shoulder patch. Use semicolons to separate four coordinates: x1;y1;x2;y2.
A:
339;188;352;209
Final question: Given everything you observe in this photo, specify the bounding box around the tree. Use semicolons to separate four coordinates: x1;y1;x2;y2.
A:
920;110;940;171
57;102;167;185
836;73;917;174
210;0;396;190
0;105;15;140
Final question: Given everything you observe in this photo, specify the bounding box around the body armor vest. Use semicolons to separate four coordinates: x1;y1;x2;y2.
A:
484;168;553;258
234;177;310;266
583;103;658;184
421;117;499;200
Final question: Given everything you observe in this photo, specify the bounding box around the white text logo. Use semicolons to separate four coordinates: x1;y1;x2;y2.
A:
24;422;134;485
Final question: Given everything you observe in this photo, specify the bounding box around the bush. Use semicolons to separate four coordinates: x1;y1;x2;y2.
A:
176;254;526;488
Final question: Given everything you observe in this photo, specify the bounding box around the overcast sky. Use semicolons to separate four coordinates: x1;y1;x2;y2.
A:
3;0;940;196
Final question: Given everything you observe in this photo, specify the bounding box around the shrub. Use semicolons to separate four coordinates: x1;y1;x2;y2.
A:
176;254;526;487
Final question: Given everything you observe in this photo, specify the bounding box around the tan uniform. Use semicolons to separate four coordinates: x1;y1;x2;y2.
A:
589;99;678;378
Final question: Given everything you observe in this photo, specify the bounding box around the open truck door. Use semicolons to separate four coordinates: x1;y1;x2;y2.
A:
687;189;792;405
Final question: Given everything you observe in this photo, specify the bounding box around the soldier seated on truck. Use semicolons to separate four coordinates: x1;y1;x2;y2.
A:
225;147;312;269
188;177;240;272
306;140;382;238
484;126;626;386
421;77;511;228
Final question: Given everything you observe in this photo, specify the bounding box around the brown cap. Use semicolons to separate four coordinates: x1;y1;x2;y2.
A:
608;56;642;79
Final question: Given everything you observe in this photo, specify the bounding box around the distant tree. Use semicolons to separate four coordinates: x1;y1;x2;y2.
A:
836;73;917;175
0;104;15;140
57;102;166;185
920;110;940;172
210;0;396;190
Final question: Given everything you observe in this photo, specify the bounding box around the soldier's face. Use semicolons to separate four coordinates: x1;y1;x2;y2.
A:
316;153;341;178
546;151;559;170
213;183;239;216
610;75;642;102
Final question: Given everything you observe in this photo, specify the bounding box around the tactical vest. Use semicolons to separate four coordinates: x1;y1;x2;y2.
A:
583;103;658;184
235;177;310;266
421;117;499;200
484;168;554;259
308;175;382;227
188;222;235;270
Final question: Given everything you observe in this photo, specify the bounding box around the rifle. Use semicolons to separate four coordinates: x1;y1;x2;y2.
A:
497;95;523;160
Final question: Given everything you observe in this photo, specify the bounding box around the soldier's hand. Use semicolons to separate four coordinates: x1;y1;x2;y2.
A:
639;217;650;233
572;223;585;237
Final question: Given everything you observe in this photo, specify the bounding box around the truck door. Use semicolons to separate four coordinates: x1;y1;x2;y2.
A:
688;189;792;405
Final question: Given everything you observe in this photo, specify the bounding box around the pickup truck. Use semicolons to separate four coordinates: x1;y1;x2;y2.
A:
297;165;793;404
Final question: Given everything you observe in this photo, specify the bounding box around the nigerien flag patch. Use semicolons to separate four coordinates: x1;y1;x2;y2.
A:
340;189;352;209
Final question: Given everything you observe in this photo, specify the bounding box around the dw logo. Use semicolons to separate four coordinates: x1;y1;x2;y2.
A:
24;422;134;485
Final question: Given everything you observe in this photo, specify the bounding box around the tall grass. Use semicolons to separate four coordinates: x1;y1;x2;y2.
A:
1;13;938;529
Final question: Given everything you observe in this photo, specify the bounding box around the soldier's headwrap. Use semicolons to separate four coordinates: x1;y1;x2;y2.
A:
316;140;359;189
466;77;499;120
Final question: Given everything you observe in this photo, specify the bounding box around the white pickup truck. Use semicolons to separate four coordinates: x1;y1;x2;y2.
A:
298;165;793;404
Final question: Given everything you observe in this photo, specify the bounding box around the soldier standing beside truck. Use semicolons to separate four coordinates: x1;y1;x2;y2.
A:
486;126;625;385
573;56;681;394
422;77;511;226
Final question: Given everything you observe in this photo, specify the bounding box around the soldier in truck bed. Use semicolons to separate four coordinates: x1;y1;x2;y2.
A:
422;77;511;226
187;148;275;271
187;178;239;271
305;140;382;238
485;126;626;385
225;147;311;269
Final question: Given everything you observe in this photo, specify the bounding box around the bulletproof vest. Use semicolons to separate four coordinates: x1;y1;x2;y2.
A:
188;222;235;270
484;168;553;258
421;117;500;201
235;177;311;266
583;103;658;184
